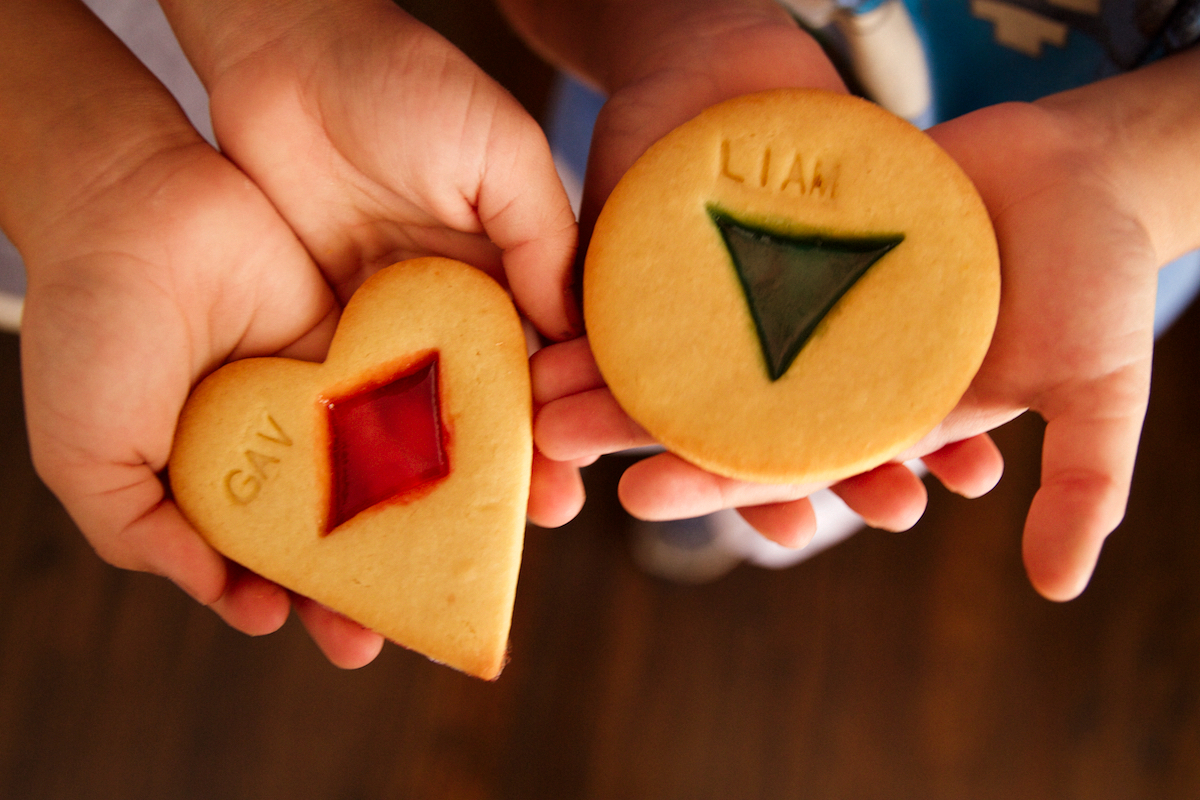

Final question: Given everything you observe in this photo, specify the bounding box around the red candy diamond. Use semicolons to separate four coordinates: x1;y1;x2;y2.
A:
324;354;449;533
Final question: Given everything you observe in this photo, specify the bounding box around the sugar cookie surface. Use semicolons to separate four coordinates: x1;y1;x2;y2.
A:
170;258;531;679
584;89;1000;485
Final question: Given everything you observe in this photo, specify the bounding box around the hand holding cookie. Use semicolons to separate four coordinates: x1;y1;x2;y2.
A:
535;88;1004;545
905;99;1165;601
2;0;375;661
12;0;581;671
513;0;1008;541
171;259;531;679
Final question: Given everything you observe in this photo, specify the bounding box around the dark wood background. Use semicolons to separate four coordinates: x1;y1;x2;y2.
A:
3;2;1200;798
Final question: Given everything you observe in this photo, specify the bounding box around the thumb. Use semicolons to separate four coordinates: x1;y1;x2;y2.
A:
478;110;580;341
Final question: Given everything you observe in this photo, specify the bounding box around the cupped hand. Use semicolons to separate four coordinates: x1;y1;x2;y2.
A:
530;336;1000;543
176;0;585;528
527;10;1000;540
20;134;384;666
197;0;579;337
904;100;1161;600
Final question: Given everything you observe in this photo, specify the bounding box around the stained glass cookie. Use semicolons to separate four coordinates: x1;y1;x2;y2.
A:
169;258;531;679
584;89;1000;485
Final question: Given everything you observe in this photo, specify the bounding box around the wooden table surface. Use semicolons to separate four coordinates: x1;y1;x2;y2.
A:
3;3;1200;797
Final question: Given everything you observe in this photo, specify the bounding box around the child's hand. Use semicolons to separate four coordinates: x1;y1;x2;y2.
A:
162;0;583;524
16;134;390;664
529;337;1003;543
12;0;582;668
907;102;1162;601
515;2;1002;541
2;0;378;665
905;44;1200;600
164;0;579;338
864;50;1200;599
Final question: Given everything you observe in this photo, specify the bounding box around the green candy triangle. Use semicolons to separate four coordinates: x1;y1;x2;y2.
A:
709;206;904;381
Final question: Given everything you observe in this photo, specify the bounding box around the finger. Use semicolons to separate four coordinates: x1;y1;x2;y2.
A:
530;337;605;406
831;462;928;532
1022;398;1146;601
921;433;1005;499
527;449;587;528
736;499;818;549
56;463;224;599
480;111;581;341
534;388;656;461
206;563;292;637
64;467;294;636
292;595;386;669
617;451;820;520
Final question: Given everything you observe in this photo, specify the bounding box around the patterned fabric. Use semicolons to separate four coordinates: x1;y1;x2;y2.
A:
917;0;1196;117
783;0;1197;121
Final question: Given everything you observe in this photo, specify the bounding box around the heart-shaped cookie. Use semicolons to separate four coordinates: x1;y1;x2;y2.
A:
169;258;531;679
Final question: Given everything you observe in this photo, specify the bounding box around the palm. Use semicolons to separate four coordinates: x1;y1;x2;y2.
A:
205;4;577;337
915;102;1159;599
21;140;340;642
534;37;1160;581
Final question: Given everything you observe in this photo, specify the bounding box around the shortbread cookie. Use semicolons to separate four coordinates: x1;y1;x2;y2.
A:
584;89;1000;485
170;258;531;680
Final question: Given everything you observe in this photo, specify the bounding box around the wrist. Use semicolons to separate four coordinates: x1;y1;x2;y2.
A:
1035;49;1200;265
0;0;200;263
623;4;845;96
158;0;392;87
502;0;843;96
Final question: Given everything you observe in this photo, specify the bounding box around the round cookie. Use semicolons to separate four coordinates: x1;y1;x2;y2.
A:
584;89;1000;485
